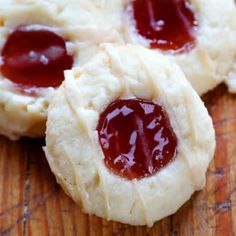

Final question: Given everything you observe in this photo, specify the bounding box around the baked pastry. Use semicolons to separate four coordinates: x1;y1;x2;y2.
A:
45;44;215;226
0;0;120;140
98;0;236;95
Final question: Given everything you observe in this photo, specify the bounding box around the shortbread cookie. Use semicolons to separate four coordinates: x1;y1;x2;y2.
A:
45;44;215;226
98;0;236;95
0;0;120;140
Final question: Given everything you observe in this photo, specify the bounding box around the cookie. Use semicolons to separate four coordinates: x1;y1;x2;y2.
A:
0;0;120;139
45;44;215;226
97;0;236;95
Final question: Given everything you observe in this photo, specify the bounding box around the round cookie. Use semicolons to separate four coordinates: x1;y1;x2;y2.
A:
45;44;215;226
98;0;236;95
0;0;120;140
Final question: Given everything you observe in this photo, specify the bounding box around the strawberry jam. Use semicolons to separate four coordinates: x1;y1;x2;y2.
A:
97;99;177;180
129;0;197;53
0;25;73;90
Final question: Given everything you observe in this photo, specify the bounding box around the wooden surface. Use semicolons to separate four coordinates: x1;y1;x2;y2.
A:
0;84;236;236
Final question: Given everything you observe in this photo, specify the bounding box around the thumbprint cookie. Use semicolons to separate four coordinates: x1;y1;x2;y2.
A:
0;0;120;139
45;44;215;226
99;0;236;95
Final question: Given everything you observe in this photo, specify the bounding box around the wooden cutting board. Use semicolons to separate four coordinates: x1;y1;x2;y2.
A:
0;84;236;236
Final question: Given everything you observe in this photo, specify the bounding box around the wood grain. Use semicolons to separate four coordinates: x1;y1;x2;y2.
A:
1;84;236;236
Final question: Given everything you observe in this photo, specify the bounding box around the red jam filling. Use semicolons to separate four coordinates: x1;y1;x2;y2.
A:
129;0;197;53
0;25;73;90
97;99;177;180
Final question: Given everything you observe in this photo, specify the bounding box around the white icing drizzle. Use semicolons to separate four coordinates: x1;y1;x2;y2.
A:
153;73;200;189
136;50;201;189
104;44;130;98
62;147;90;211
181;87;208;189
95;163;111;220
64;77;111;220
136;51;159;100
64;76;93;140
132;180;153;227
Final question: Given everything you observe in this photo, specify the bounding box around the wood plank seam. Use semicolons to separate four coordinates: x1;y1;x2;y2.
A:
23;151;31;236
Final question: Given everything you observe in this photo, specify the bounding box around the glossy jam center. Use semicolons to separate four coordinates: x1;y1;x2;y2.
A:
97;99;177;180
129;0;197;52
0;25;73;90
